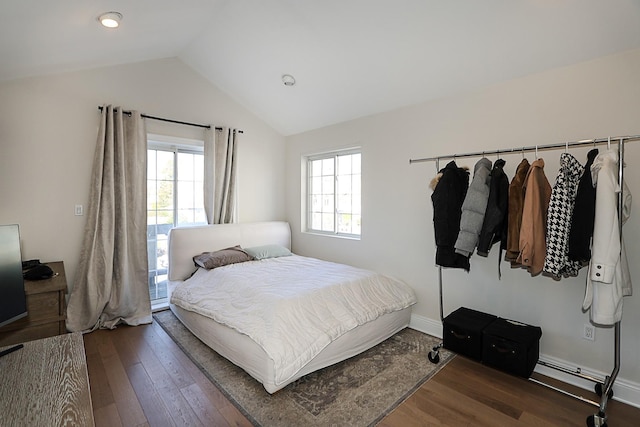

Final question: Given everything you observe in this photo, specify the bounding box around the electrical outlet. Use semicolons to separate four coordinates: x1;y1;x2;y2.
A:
583;324;595;341
74;205;83;216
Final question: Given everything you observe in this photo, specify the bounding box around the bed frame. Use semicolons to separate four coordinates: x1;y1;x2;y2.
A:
166;221;411;393
167;221;292;282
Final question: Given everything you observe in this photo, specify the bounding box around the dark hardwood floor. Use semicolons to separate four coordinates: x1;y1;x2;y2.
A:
379;356;639;427
84;319;252;427
84;320;640;426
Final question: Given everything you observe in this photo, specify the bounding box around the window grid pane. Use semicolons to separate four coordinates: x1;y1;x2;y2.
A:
311;159;322;177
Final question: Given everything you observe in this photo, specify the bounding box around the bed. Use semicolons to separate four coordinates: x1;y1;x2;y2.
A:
166;221;417;393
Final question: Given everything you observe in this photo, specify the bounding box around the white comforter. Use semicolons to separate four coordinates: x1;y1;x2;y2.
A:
170;255;417;386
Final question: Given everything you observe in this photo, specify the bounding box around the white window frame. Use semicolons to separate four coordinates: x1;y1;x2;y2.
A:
147;134;206;229
304;148;361;239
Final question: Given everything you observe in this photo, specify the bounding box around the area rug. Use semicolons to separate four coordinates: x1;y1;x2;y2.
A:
153;309;454;427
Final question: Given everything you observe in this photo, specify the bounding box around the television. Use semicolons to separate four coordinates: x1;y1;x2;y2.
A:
0;224;28;328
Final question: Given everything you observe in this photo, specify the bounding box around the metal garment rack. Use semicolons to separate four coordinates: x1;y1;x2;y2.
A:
410;134;640;427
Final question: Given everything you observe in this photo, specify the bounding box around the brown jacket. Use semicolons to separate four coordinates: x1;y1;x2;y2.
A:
516;158;551;276
505;159;530;263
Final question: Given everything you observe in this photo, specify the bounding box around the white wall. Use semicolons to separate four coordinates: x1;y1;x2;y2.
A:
285;48;640;397
0;57;286;290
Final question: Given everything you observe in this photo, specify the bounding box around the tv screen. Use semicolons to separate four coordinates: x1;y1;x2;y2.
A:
0;224;28;328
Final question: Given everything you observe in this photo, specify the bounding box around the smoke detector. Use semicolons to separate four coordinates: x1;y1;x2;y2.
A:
282;74;296;86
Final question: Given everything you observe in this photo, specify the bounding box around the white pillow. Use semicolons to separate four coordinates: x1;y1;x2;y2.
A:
244;244;292;260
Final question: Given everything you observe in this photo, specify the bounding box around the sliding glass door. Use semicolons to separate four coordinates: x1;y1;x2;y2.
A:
147;140;205;305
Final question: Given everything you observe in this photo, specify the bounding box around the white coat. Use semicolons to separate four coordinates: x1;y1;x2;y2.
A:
582;149;632;325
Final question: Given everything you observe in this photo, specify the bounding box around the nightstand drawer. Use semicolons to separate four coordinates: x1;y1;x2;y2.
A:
0;322;60;345
26;292;61;322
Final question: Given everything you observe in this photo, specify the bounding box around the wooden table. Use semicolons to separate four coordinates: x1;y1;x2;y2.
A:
0;332;94;426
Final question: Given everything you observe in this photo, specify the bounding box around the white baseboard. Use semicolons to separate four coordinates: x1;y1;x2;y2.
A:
534;354;640;409
409;312;443;338
409;313;640;409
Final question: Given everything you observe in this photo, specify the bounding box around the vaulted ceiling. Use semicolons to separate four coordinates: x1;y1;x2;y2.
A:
3;1;640;135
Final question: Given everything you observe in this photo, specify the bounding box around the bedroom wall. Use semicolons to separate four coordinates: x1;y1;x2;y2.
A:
285;48;640;401
0;57;286;291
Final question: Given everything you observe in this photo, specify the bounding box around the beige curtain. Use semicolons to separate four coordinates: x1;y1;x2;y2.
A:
204;127;239;224
66;105;152;332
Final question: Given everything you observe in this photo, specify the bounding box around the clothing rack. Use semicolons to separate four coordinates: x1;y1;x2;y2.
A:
96;106;244;133
411;134;640;427
409;135;640;164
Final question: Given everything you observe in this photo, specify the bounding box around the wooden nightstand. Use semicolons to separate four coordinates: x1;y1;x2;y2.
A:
0;261;67;346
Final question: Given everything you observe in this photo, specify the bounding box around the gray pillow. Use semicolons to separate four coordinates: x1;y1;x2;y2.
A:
193;245;254;270
244;244;292;260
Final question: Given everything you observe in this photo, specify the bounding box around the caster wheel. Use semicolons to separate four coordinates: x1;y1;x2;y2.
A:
428;351;440;364
586;415;607;427
595;383;614;399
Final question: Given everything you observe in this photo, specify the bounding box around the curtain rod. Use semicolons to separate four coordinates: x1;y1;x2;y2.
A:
409;134;640;164
97;106;243;133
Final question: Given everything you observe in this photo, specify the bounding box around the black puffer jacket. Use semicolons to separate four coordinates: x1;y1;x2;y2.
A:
430;161;470;271
477;158;509;257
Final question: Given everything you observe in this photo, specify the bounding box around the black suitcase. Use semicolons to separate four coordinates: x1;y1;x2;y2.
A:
443;307;497;361
482;318;542;378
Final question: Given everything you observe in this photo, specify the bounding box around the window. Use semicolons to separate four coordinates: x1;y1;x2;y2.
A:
147;137;206;305
307;149;361;237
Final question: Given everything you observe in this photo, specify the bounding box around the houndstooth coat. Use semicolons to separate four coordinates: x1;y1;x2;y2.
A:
543;153;584;279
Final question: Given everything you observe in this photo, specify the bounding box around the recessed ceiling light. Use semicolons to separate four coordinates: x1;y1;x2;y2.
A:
282;74;296;86
98;12;122;28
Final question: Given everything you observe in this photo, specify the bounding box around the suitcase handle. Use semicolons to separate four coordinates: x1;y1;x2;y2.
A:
450;330;471;340
491;343;516;355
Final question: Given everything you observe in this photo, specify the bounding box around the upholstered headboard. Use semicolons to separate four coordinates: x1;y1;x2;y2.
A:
167;221;291;281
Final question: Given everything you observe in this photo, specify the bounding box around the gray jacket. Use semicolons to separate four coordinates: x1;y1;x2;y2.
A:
455;158;492;257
